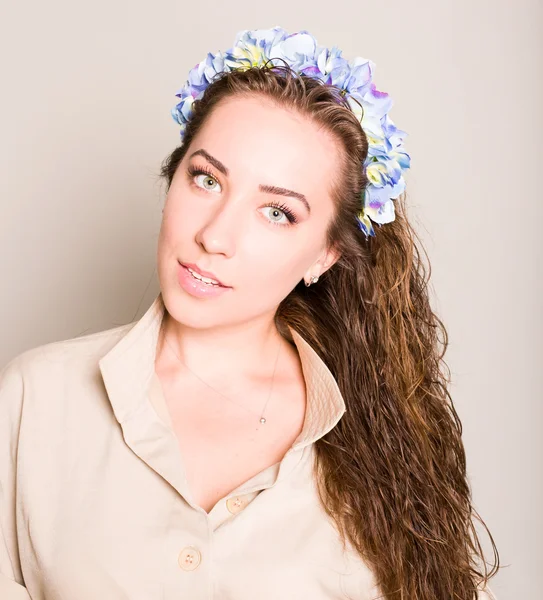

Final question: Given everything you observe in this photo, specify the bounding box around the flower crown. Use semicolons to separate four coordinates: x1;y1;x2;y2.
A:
171;26;411;238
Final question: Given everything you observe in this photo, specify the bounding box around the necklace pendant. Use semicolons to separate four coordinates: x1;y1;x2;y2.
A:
260;417;267;424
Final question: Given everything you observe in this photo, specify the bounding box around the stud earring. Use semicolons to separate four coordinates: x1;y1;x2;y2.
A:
305;275;319;287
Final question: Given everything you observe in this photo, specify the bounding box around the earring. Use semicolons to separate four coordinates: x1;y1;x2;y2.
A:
305;275;319;287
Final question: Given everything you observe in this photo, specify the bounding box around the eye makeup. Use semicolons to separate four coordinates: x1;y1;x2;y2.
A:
185;164;299;225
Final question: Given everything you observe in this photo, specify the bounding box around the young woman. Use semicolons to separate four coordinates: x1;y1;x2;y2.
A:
0;27;499;600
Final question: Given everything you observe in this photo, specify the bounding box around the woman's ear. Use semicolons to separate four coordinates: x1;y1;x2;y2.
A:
323;243;342;272
304;243;341;282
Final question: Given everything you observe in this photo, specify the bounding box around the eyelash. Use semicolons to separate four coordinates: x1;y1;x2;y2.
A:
186;165;299;226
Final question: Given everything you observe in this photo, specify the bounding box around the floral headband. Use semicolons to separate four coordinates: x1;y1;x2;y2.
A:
170;26;411;238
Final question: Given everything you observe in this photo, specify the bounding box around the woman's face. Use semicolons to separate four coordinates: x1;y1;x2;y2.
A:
157;94;342;329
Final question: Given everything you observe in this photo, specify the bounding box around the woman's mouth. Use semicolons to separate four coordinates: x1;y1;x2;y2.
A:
177;262;232;298
185;266;222;286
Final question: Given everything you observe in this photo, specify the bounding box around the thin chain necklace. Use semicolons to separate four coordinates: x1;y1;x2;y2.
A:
158;317;282;425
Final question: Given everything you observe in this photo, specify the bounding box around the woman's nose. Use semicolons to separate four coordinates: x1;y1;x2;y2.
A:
195;198;242;257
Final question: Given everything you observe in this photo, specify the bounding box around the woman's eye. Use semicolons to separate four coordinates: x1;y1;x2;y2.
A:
260;204;298;226
188;166;297;227
194;173;222;193
188;167;222;193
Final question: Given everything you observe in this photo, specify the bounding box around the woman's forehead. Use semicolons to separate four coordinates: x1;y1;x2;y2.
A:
192;96;342;186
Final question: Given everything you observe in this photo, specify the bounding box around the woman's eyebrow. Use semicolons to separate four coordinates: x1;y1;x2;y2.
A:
260;185;311;214
190;149;229;176
188;148;311;214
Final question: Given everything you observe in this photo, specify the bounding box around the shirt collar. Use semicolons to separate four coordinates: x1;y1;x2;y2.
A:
99;292;346;449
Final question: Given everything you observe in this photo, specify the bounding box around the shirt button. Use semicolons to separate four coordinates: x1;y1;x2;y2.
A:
178;546;201;571
226;495;249;514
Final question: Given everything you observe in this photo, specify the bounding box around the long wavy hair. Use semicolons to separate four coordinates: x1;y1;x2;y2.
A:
158;63;500;599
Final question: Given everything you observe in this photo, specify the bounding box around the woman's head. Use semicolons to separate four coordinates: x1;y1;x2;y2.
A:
158;66;370;330
157;62;499;599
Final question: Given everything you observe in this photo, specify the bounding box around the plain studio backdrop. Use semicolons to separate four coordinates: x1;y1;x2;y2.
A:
1;1;541;598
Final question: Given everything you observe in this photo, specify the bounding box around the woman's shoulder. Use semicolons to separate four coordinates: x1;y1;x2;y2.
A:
0;320;141;449
1;320;136;389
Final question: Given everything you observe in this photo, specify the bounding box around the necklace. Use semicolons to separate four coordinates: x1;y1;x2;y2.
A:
158;317;282;425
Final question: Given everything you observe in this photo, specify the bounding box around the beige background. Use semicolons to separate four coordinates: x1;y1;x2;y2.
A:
1;1;541;597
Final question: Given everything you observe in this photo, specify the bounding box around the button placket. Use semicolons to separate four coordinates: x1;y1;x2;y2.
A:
226;494;250;514
178;545;202;571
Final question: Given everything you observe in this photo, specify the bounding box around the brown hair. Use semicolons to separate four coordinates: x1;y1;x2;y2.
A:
159;62;500;599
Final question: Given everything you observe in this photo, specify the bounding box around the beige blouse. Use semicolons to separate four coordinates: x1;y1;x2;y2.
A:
0;292;496;599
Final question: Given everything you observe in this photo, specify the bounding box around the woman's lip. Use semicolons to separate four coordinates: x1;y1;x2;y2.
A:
178;261;230;287
177;262;232;298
